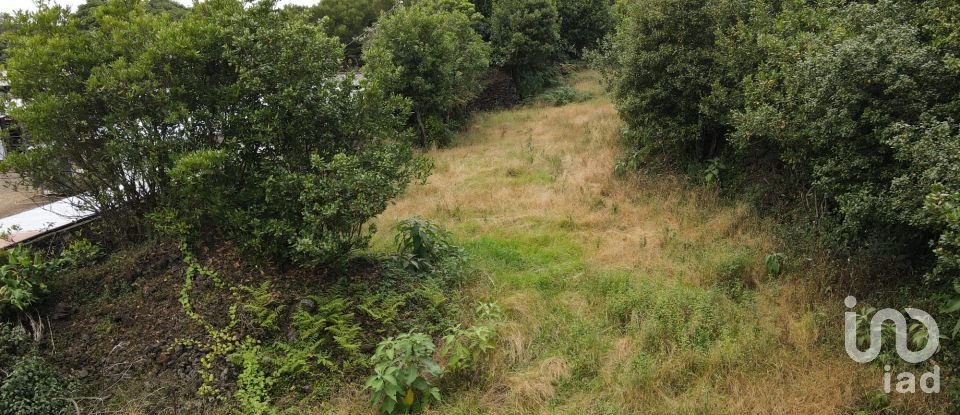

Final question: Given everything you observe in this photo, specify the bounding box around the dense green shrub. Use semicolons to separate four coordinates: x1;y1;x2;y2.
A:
927;188;960;279
608;0;742;160
0;357;74;415
394;217;464;271
556;0;612;57
490;0;561;96
1;1;187;221
3;0;428;266
0;247;61;314
365;332;443;414
607;0;960;278
539;85;589;106
305;0;394;58
75;0;189;24
60;238;102;269
733;2;956;258
364;0;490;146
0;323;28;368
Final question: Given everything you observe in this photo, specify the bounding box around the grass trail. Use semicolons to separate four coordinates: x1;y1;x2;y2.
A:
349;71;940;414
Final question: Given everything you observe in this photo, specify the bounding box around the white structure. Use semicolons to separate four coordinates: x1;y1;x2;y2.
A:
0;197;95;248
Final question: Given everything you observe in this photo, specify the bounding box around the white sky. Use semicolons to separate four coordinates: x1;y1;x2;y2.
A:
0;0;322;14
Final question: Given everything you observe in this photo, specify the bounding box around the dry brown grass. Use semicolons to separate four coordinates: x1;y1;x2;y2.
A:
334;70;950;414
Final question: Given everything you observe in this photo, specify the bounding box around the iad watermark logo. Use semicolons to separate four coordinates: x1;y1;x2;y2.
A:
844;296;941;393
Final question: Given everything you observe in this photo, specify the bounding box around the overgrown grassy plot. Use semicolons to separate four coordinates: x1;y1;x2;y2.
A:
358;71;949;414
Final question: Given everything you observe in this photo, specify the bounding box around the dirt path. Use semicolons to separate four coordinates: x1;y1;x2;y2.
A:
0;174;57;219
360;71;941;414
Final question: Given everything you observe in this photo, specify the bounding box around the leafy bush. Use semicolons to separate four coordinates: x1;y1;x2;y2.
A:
60;238;102;269
394;217;464;271
539;85;588;106
490;0;561;97
733;2;956;260
2;1;192;222
440;302;502;373
0;356;74;415
606;0;960;279
305;0;394;57
363;0;490;146
608;0;734;160
365;332;443;415
764;253;786;278
4;0;428;267
0;323;28;369
556;0;612;57
0;247;61;314
247;151;429;267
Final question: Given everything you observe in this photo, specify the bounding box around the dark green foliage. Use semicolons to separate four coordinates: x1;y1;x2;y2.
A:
394;217;464;271
0;324;73;414
364;0;490;146
490;0;561;96
60;238;103;269
609;0;738;160
557;0;612;57
0;323;28;369
471;0;493;18
3;0;428;267
607;0;960;278
0;357;74;415
467;0;494;38
234;149;428;267
539;85;589;106
306;0;394;58
365;332;443;415
75;0;190;24
927;187;960;278
0;247;62;314
733;2;956;259
2;2;188;220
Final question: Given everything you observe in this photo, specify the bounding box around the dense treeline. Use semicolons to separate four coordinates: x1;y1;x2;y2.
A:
0;0;614;243
608;0;960;286
2;0;426;267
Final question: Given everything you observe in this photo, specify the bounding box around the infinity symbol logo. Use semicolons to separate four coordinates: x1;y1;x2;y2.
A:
844;296;939;364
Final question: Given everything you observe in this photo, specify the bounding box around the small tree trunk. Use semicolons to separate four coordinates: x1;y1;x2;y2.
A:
415;110;428;147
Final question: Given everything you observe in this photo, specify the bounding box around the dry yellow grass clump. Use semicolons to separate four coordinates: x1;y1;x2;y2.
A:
325;71;947;414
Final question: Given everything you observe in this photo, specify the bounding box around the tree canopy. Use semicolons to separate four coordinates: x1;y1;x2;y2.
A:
363;0;490;146
490;0;561;96
306;0;394;58
1;0;426;265
607;0;960;280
